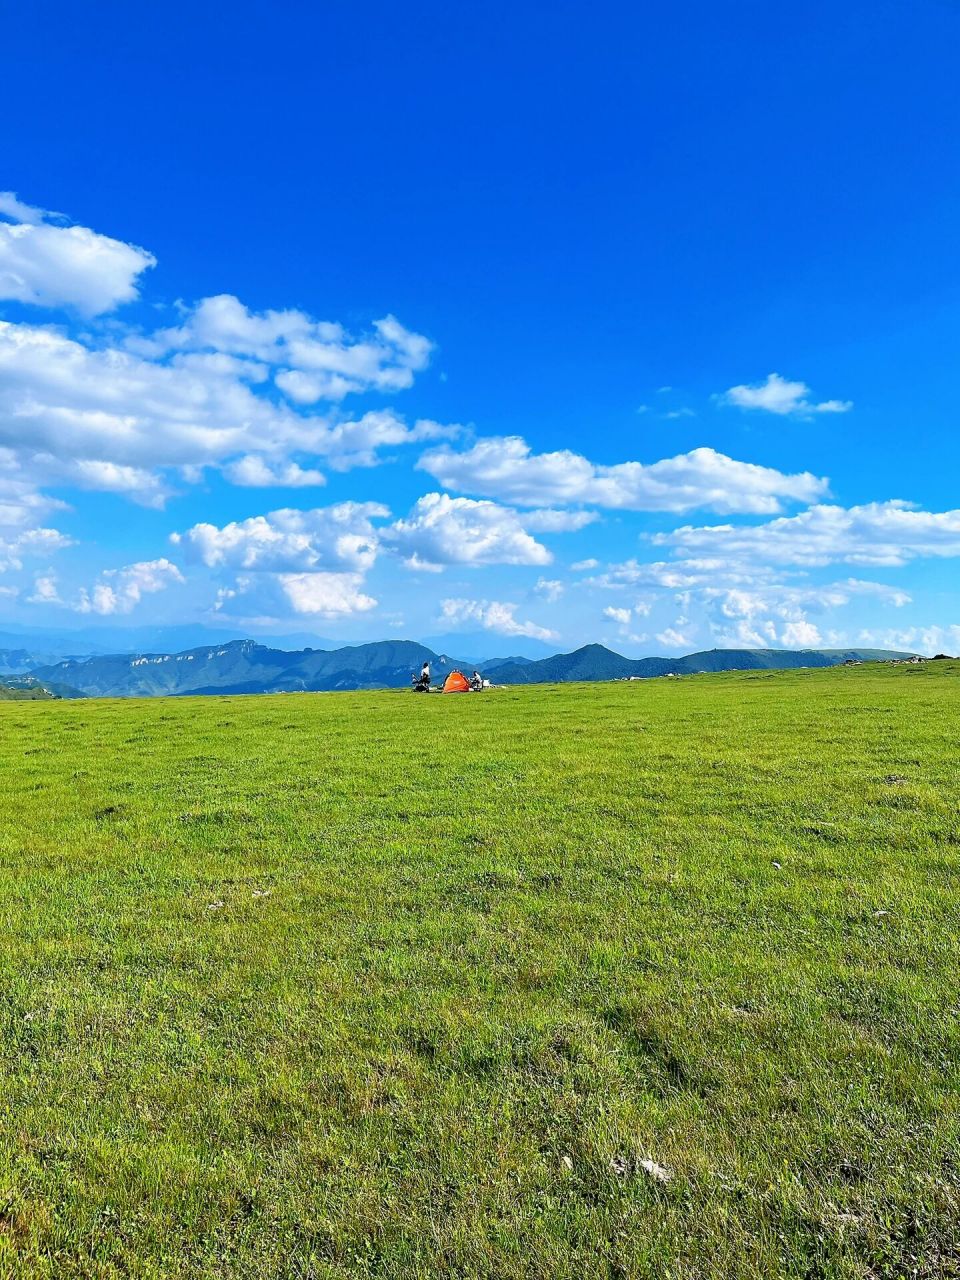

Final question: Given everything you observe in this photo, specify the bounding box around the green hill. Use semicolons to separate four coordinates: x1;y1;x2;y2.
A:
0;681;58;700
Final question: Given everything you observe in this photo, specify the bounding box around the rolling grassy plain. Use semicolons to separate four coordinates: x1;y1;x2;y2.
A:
2;662;960;1278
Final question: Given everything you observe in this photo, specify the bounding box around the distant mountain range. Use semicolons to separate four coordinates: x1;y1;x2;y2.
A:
482;643;920;684
21;638;920;699
0;645;91;677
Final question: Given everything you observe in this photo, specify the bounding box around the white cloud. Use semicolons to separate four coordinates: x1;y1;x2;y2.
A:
781;620;823;647
207;568;379;622
137;294;433;402
419;436;827;515
656;627;692;650
311;413;455;472
705;580;909;624
28;574;62;605
30;558;184;615
588;559;714;590
656;501;960;568
172;502;386;573
522;508;599;532
0;197;154;315
223;456;327;488
535;577;565;602
719;373;852;417
571;558;598;571
384;493;552;568
604;606;632;625
277;572;377;617
78;558;184;615
856;625;960;655
440;598;558;642
712;618;779;648
0;193;61;225
0;466;67;529
0;202;445;517
0;322;452;510
0;526;73;573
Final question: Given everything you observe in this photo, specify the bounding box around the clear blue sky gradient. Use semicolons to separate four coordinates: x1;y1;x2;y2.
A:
3;1;959;654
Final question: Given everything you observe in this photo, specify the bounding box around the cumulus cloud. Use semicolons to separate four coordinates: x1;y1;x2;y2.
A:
655;501;960;568
0;193;62;225
781;620;823;647
0;470;66;529
384;493;553;568
223;456;327;488
0;201;445;518
656;627;692;650
603;606;632;625
30;558;184;615
277;572;377;617
588;559;717;590
172;502;387;573
0;321;451;511
0;526;73;573
28;574;62;605
440;597;558;642
0;524;73;576
0;195;155;314
135;294;433;401
207;569;378;620
522;508;599;532
857;625;960;655
534;577;565;602
419;436;827;515
719;373;852;417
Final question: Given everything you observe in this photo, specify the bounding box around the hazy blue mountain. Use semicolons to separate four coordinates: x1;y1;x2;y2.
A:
28;639;475;698
488;645;919;684
0;645;96;675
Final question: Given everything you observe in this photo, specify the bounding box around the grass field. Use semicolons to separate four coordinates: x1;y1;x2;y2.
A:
2;663;960;1278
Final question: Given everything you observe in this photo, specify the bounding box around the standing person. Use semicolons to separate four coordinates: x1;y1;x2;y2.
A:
419;660;431;689
470;670;484;691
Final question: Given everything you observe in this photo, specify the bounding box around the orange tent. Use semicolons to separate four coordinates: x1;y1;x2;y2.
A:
442;670;471;693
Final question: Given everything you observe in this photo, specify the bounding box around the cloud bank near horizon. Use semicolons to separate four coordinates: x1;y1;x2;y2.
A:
0;192;953;654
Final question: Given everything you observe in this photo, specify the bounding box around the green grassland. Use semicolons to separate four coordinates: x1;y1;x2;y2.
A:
2;663;960;1279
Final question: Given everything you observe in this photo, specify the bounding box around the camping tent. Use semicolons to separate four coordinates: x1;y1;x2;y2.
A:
442;670;471;693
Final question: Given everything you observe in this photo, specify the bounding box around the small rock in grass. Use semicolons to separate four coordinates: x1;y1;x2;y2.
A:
207;900;224;910
639;1158;672;1183
559;1154;574;1173
252;889;272;899
609;1154;672;1182
772;860;782;870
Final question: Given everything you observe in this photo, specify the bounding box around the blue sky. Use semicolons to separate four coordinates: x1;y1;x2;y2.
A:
2;1;960;655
